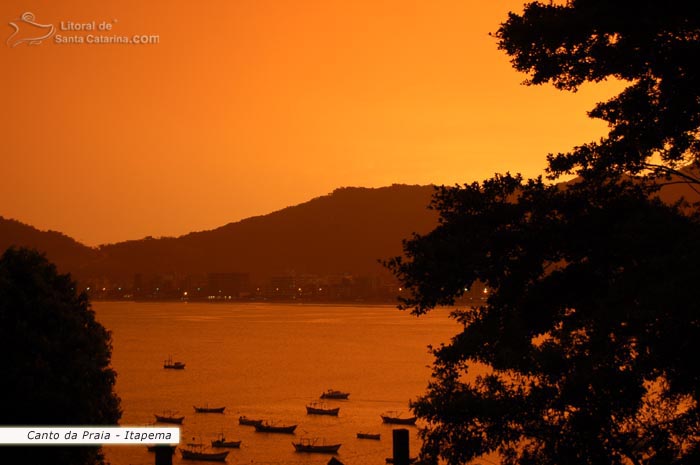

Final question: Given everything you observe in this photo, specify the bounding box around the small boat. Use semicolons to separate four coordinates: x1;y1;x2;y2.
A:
238;416;263;426
381;412;417;425
357;432;381;440
320;389;349;400
211;433;241;448
194;405;226;413
163;356;185;370
154;411;185;424
180;443;229;462
254;422;297;434
306;402;340;416
292;438;341;453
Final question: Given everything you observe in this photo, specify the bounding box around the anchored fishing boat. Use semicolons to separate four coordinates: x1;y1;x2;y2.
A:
211;433;241;448
320;389;349;399
254;421;297;434
154;411;184;424
306;402;340;416
238;416;263;426
163;355;185;369
292;437;341;453
194;405;226;413
380;411;417;425
180;443;229;462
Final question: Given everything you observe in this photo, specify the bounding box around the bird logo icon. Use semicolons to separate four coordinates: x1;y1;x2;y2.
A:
7;12;55;47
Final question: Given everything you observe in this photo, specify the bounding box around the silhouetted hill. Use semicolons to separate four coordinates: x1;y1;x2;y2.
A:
4;176;697;290
653;167;700;207
0;216;98;278
88;174;699;284
2;185;438;285
92;185;438;282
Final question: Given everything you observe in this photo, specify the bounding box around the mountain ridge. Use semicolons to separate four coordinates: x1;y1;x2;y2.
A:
3;176;698;291
1;184;438;286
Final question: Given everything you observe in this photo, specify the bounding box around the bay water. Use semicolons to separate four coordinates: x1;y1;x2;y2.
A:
94;301;457;465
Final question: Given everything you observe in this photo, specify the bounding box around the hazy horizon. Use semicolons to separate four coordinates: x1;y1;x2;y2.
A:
0;0;625;246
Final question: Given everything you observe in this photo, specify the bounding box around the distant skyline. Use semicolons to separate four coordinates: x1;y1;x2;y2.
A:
1;1;624;246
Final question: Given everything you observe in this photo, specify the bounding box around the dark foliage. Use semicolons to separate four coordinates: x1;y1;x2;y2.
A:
0;247;121;465
389;2;700;464
496;1;700;180
388;176;700;465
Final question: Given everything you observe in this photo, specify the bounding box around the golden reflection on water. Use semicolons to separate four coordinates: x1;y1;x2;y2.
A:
95;302;458;465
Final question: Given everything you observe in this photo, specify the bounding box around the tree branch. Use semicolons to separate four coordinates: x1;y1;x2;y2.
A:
642;162;700;197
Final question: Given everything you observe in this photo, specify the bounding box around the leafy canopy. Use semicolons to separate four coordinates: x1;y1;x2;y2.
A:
389;2;700;464
389;177;700;465
0;247;121;465
496;0;700;179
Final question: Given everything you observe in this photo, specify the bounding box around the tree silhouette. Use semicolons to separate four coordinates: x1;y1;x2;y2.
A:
388;2;700;464
0;247;121;465
496;1;700;183
389;177;700;465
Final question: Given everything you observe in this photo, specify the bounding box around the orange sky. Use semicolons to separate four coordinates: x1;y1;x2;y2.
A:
0;1;625;246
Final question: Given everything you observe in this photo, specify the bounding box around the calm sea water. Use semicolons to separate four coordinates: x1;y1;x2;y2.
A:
94;301;458;465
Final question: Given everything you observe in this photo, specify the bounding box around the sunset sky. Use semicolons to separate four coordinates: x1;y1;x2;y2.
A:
1;1;625;246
